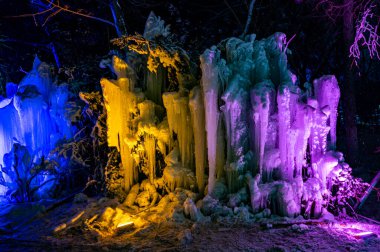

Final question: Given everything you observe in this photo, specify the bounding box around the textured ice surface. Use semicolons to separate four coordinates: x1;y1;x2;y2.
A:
0;57;76;198
200;33;344;218
99;31;346;219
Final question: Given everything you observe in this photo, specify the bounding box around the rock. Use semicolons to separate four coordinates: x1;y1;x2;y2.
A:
254;208;271;219
291;224;309;233
299;224;309;230
234;206;253;222
191;223;201;234
98;197;109;204
136;191;151;207
199;195;220;216
123;183;140;208
177;229;193;245
168;204;186;222
321;208;335;222
98;207;116;223
209;180;228;200
73;193;88;204
228;187;248;208
219;206;233;217
183;198;203;221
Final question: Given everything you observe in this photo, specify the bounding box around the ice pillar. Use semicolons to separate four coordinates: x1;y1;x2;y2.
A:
189;86;207;193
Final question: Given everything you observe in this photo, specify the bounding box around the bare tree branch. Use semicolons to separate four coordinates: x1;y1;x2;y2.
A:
6;0;116;28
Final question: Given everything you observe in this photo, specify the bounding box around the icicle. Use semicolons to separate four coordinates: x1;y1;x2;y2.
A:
308;100;330;165
277;85;291;180
222;75;250;162
156;119;170;157
313;76;340;149
146;65;166;106
144;135;156;184
173;96;194;169
100;78;122;149
0;98;22;167
221;74;251;192
162;92;180;140
293;102;313;178
14;86;54;157
189;86;207;193
162;92;194;169
137;100;157;184
250;81;274;177
101;56;140;192
200;47;225;195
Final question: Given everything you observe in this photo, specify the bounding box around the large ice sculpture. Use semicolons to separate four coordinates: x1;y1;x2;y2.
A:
200;33;343;218
105;12;347;219
0;56;76;200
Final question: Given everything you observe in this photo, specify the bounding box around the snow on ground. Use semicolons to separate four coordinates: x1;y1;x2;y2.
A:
1;196;380;252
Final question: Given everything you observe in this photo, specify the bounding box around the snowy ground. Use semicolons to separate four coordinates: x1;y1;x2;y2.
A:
1;197;380;252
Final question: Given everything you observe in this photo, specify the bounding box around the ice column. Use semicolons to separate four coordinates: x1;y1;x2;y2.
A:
163;92;194;170
277;86;291;180
250;81;274;177
313;76;340;149
146;66;166;106
101;56;140;191
138;100;157;184
174;96;194;169
308;99;330;165
293;102;313;178
200;47;224;195
189;86;207;193
222;74;251;192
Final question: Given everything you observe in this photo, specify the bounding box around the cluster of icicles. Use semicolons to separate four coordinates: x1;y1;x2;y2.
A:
103;32;345;218
0;57;74;197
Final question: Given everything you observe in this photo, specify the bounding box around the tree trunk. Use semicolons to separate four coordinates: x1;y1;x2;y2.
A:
109;0;127;37
342;0;358;164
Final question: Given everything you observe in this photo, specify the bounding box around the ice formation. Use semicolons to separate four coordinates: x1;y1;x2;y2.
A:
101;14;347;219
0;56;76;199
200;47;225;194
198;33;343;218
189;86;207;194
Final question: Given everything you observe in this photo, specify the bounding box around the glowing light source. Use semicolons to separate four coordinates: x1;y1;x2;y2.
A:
343;228;376;239
116;220;135;234
117;221;134;228
325;222;379;240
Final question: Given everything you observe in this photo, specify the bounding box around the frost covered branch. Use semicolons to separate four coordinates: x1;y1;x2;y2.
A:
349;4;380;66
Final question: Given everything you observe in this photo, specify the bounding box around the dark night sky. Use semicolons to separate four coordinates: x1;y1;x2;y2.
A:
0;0;379;118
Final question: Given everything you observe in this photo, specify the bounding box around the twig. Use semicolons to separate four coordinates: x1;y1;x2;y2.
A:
224;0;243;29
355;171;380;209
242;0;256;36
357;213;380;225
45;0;115;28
6;0;116;28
